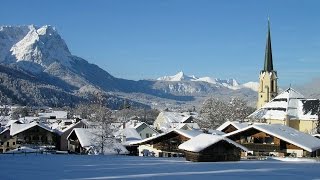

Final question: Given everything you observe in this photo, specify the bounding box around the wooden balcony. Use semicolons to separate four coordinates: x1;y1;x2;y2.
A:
242;143;280;152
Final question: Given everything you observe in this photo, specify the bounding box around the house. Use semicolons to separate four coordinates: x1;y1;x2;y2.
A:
0;128;13;153
225;123;320;157
122;120;159;139
153;111;200;133
10;122;58;148
216;121;250;133
67;128;128;155
114;128;142;156
131;129;203;157
38;110;68;122
248;88;320;134
55;119;88;151
179;134;248;162
0;122;59;153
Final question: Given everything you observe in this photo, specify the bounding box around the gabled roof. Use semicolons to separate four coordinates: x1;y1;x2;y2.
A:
248;88;319;121
134;122;159;134
114;128;142;142
10;122;54;136
38;111;68;119
179;134;248;152
225;123;320;152
67;128;129;154
5;120;23;127
216;121;250;131
68;128;93;147
160;111;193;123
60;120;88;134
130;129;203;145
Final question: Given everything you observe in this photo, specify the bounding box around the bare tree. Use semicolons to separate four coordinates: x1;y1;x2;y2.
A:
198;97;254;129
0;96;9;124
11;107;29;120
77;104;114;155
317;104;320;134
91;105;114;154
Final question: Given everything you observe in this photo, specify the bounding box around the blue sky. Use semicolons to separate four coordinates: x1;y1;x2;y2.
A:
1;0;320;87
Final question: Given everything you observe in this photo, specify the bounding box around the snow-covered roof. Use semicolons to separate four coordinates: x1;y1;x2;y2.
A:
38;111;68;119
0;116;13;126
10;122;54;136
225;123;320;152
179;134;248;152
161;111;193;123
0;127;9;134
18;117;39;123
175;123;191;130
216;121;250;131
248;88;319;121
4;146;40;154
175;129;203;139
67;128;128;154
52;120;88;135
68;128;93;147
122;121;158;134
155;111;200;133
313;134;320;138
114;128;142;142
130;129;203;145
158;111;198;123
5;120;22;127
172;122;200;130
207;129;226;136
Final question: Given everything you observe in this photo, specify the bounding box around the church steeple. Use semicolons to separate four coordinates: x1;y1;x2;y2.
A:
257;18;278;109
263;18;274;72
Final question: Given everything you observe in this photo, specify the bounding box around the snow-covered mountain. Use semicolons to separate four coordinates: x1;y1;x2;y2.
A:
0;25;258;109
241;82;259;92
157;71;257;91
1;25;72;69
157;71;198;82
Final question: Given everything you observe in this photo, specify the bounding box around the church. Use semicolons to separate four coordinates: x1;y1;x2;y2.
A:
248;19;320;134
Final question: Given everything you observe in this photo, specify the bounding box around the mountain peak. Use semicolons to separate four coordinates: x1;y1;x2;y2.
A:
156;71;256;91
157;71;196;81
36;25;56;36
0;25;72;70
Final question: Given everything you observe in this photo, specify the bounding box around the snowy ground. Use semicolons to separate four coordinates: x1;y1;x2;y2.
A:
1;154;320;180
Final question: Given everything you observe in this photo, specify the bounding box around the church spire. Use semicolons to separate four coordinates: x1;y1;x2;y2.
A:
263;17;274;72
257;17;278;109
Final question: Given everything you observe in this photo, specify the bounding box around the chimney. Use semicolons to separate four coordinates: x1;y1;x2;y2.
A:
134;120;137;127
121;135;126;143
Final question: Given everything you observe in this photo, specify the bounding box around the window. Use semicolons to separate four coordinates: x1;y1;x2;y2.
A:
13;142;15;146
146;133;150;138
7;142;9;146
0;142;3;145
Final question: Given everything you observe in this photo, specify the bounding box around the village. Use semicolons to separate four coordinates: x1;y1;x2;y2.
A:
0;87;320;161
1;20;320;162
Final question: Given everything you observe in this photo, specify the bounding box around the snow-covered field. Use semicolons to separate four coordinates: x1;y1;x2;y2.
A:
1;154;320;180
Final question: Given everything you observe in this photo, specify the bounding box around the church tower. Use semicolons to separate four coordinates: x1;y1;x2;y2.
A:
257;19;278;109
